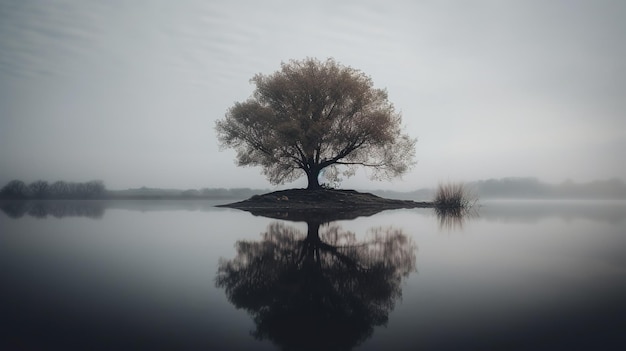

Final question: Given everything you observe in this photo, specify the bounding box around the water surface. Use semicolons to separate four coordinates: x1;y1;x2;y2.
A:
1;199;625;350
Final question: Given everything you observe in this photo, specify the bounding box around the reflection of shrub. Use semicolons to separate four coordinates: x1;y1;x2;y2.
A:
433;182;476;209
434;206;478;231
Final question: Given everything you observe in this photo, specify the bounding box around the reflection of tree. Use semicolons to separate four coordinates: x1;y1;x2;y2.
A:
216;221;416;350
0;201;105;219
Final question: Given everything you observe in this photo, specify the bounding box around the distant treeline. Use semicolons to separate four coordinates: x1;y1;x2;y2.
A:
107;186;265;199
0;180;266;200
471;177;626;199
0;180;106;199
2;177;624;200
371;177;626;200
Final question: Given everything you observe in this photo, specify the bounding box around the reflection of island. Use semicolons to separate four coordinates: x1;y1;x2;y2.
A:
216;219;417;350
0;201;105;219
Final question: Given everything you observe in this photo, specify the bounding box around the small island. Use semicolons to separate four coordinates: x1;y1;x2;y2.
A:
217;188;433;221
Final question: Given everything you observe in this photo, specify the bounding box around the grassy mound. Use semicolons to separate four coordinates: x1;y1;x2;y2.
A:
217;188;433;221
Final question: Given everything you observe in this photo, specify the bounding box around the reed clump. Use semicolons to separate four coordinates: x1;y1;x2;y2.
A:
433;182;476;209
432;182;478;230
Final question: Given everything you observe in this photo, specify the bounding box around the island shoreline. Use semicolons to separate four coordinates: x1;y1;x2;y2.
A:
216;188;434;221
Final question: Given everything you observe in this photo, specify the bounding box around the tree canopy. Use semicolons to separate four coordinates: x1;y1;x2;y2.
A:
215;58;417;189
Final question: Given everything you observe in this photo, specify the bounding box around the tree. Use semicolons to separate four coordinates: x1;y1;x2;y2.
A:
0;179;106;199
215;58;417;190
28;180;49;198
82;180;105;198
0;180;30;199
216;220;416;350
48;181;69;198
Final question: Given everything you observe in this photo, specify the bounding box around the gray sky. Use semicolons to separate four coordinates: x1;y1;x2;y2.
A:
1;0;625;191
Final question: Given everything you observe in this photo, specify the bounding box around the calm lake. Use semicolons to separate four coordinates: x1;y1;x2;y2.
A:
1;199;625;350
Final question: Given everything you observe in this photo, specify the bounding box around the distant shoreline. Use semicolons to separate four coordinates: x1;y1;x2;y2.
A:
2;177;625;201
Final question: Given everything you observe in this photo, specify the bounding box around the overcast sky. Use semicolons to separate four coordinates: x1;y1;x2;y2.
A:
1;0;624;191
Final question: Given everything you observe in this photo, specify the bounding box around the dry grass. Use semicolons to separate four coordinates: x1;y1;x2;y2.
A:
433;182;478;230
433;182;476;209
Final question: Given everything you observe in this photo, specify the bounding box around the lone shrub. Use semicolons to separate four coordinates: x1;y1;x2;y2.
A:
433;182;476;209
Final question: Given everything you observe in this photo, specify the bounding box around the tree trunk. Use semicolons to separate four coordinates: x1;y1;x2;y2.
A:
306;168;322;190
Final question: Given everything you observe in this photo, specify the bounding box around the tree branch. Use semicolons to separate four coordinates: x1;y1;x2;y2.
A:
334;161;386;167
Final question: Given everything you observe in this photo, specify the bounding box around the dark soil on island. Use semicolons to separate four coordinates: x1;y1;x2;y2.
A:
217;188;434;222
